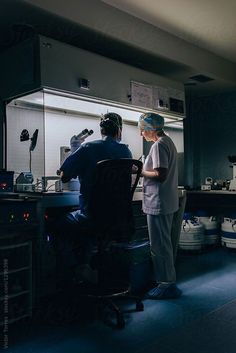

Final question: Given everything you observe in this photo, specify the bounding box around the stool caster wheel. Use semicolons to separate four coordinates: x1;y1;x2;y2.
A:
136;300;144;311
116;314;125;329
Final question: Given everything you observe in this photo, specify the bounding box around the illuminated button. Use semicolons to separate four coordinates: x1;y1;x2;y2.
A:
23;212;30;221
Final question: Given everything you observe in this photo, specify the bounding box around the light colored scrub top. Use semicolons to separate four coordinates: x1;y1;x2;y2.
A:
143;135;179;215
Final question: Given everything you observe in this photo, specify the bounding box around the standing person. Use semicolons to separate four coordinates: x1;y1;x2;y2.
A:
138;112;182;299
57;112;132;283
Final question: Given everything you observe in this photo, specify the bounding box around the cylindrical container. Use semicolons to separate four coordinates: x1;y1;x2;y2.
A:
195;211;219;246
221;216;236;249
179;213;204;251
62;178;80;191
55;180;63;192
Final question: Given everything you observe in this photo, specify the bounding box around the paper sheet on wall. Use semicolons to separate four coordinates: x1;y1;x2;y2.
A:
131;81;153;108
153;86;169;110
168;88;185;100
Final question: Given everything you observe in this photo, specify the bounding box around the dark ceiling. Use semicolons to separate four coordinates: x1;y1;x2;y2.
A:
1;0;236;96
0;1;195;79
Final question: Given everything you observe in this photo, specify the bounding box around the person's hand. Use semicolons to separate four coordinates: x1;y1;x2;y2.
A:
132;165;139;174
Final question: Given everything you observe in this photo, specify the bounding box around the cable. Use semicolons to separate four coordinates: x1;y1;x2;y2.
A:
29;150;32;172
46;183;56;192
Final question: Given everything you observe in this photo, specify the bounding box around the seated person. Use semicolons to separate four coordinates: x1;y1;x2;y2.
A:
57;113;132;283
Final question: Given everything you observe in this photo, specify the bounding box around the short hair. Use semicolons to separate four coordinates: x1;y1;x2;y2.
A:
100;112;122;136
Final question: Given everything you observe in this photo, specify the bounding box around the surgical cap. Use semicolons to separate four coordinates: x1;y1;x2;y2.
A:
139;112;164;131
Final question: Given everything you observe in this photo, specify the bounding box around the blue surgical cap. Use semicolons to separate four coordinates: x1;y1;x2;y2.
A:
139;112;164;131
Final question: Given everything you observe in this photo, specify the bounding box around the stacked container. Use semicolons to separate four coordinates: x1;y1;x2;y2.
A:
221;214;236;249
195;211;219;246
179;213;205;251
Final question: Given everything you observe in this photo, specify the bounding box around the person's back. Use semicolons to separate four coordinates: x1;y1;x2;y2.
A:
61;135;131;214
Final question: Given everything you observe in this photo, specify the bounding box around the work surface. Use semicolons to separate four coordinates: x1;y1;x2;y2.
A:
186;190;236;213
188;190;236;195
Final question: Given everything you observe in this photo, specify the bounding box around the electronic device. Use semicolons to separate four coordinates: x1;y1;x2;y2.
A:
61;129;94;164
76;128;89;139
16;172;34;184
201;176;213;191
0;198;37;225
228;155;236;191
41;176;61;192
15;172;35;192
205;177;213;185
0;170;14;192
201;184;211;191
70;129;93;146
80;129;93;140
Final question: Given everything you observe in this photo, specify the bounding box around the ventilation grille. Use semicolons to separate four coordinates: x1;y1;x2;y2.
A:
189;74;214;83
184;82;197;86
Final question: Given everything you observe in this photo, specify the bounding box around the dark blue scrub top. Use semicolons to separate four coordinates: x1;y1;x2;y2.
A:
60;136;132;215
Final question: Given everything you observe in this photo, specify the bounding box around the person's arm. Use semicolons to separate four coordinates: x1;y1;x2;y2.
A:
60;145;86;183
142;167;168;183
143;141;169;182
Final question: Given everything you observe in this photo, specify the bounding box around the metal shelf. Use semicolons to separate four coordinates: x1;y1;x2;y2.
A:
0;237;32;325
0;313;30;326
0;290;30;301
0;241;30;250
0;266;30;276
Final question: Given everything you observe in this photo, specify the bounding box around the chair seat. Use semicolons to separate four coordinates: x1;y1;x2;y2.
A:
78;280;130;298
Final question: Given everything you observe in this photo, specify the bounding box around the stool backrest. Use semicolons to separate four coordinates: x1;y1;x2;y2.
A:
88;158;142;241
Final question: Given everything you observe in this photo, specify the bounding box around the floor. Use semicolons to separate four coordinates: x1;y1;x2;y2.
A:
7;247;236;353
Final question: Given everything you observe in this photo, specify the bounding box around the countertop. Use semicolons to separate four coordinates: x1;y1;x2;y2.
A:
187;190;236;195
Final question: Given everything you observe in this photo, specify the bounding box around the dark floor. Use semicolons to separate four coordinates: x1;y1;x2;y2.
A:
6;247;236;353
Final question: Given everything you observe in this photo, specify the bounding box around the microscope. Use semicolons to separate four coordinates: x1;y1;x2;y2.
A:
60;129;94;164
228;156;236;191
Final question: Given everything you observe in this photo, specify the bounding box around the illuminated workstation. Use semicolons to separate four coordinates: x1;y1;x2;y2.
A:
0;36;185;322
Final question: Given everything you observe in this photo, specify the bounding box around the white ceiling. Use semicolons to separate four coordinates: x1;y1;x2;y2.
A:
102;0;236;64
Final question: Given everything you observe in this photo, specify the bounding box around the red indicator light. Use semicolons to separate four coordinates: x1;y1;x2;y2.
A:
23;212;30;220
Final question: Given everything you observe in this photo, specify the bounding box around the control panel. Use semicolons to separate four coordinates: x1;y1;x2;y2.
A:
0;198;38;226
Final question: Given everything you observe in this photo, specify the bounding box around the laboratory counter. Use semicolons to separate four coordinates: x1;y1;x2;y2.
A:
186;189;236;214
0;188;187;305
0;188;187;230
